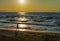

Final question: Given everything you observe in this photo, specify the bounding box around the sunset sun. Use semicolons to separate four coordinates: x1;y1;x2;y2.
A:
19;0;25;4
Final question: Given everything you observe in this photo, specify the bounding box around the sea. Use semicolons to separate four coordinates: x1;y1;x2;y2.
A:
0;12;60;31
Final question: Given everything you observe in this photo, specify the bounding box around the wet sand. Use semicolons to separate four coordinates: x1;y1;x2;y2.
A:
0;29;60;41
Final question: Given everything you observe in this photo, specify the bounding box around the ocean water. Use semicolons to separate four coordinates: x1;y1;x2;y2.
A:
0;12;60;31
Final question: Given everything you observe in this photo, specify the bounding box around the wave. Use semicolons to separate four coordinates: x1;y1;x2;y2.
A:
0;12;60;31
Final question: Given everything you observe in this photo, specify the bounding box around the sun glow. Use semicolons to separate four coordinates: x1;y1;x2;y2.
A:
19;0;25;4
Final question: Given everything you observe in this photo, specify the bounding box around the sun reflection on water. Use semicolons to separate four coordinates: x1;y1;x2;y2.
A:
17;12;29;21
18;24;28;28
17;17;29;22
18;29;27;31
18;12;26;15
16;12;30;31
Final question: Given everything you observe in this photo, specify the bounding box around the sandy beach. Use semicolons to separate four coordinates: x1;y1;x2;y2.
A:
0;28;60;41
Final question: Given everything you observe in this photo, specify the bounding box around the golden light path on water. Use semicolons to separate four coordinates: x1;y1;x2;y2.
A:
18;12;29;21
18;12;26;15
17;12;30;30
18;24;28;28
17;17;29;22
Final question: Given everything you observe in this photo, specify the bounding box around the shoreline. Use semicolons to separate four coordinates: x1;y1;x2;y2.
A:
0;28;60;36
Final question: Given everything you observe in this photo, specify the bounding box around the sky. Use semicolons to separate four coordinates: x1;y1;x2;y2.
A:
0;0;60;12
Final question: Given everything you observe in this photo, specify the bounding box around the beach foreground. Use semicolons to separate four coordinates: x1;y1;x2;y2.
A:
0;29;60;41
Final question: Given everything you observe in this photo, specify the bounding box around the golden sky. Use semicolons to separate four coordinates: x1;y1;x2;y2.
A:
0;0;60;12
